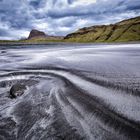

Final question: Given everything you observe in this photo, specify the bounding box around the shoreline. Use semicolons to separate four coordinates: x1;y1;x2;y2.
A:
0;41;140;46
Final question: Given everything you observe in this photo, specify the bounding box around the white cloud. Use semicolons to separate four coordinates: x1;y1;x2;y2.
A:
72;0;96;6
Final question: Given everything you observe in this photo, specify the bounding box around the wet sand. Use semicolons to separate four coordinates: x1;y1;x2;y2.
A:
0;43;140;140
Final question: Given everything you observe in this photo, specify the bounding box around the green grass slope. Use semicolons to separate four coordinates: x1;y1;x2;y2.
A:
64;16;140;43
0;37;64;45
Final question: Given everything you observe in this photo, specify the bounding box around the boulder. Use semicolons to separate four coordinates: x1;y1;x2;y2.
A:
0;81;6;87
10;83;26;98
1;51;6;54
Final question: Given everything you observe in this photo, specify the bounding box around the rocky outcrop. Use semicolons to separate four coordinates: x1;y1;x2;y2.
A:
28;29;46;39
27;29;64;41
64;16;140;42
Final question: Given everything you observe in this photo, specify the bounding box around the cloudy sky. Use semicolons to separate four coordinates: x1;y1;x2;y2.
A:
0;0;140;40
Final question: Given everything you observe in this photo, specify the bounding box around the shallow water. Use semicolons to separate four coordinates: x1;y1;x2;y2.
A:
0;43;140;140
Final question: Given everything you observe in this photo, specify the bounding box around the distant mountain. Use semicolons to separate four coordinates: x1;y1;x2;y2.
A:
27;29;63;41
64;16;140;42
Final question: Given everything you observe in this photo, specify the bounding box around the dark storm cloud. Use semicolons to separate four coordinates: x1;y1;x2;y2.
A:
0;28;9;36
47;0;140;18
0;0;140;39
30;1;41;8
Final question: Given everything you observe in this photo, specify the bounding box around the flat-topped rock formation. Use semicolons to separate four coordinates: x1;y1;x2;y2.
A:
27;29;63;41
28;29;47;39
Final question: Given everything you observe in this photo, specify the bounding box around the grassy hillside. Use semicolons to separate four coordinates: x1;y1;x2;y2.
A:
21;37;63;43
64;16;140;43
0;38;63;45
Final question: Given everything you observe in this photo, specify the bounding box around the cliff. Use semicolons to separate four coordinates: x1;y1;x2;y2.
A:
64;16;140;42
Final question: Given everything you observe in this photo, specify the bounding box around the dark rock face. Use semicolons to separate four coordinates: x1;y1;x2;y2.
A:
28;29;46;39
10;83;26;98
